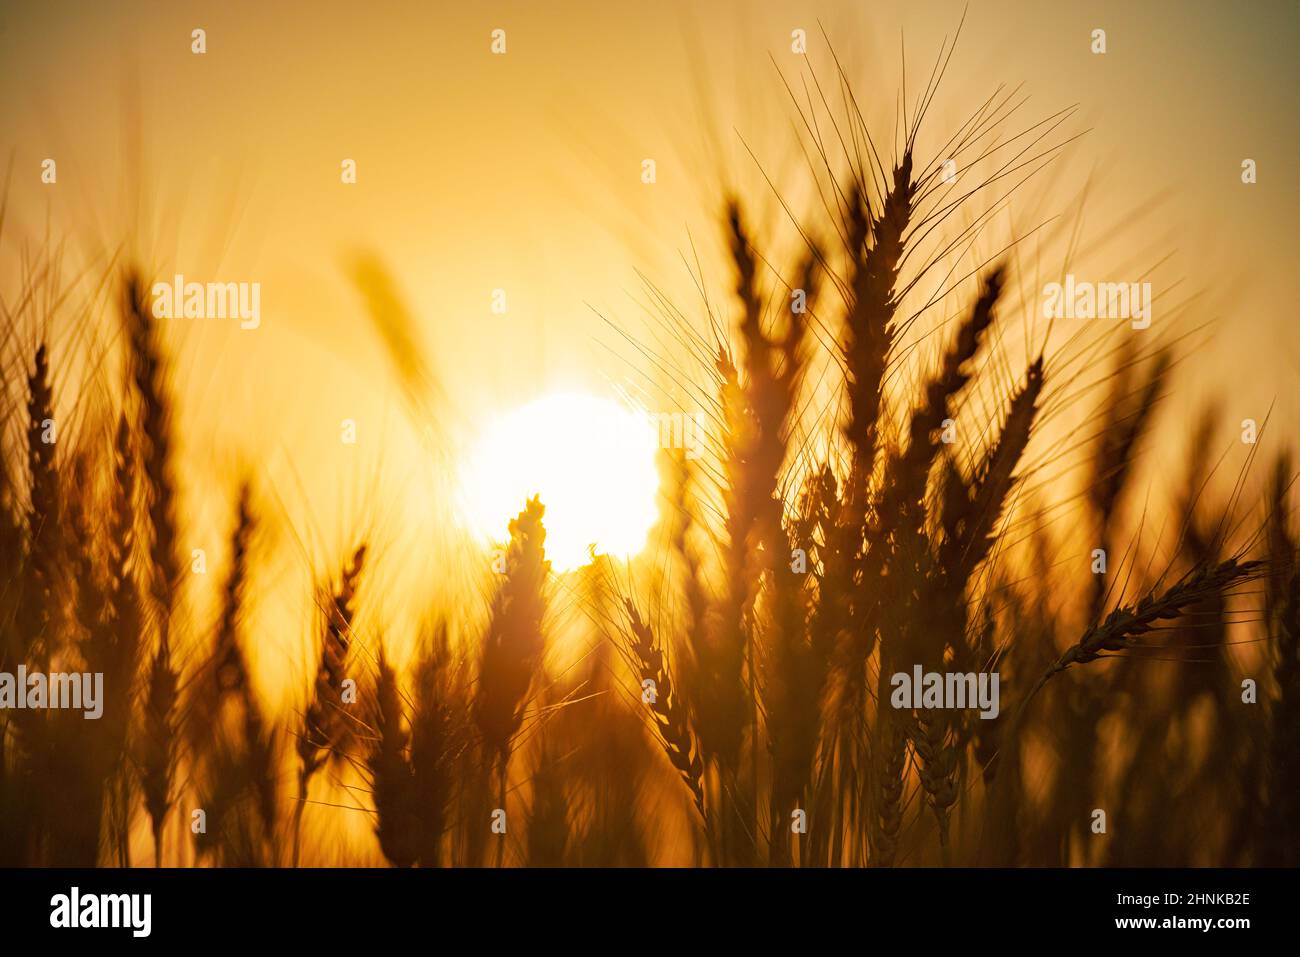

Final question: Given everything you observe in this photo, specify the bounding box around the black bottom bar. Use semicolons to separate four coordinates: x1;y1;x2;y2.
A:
0;867;1283;943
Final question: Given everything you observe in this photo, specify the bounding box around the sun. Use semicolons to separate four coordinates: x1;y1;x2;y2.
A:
459;393;661;572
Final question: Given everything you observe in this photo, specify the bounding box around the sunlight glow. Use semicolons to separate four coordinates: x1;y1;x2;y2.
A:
459;393;661;573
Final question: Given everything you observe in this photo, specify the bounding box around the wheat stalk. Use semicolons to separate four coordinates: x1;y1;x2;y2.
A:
293;543;366;866
368;642;418;868
624;599;707;823
1019;559;1266;719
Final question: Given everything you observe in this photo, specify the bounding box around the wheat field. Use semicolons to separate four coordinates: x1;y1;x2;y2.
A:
0;7;1297;871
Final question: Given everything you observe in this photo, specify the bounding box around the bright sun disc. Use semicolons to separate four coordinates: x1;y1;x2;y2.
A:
459;393;660;572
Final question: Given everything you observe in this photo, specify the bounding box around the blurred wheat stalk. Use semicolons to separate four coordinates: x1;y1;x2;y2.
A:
0;53;1296;868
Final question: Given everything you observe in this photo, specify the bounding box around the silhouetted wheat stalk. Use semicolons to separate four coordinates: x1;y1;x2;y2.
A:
293;544;366;866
